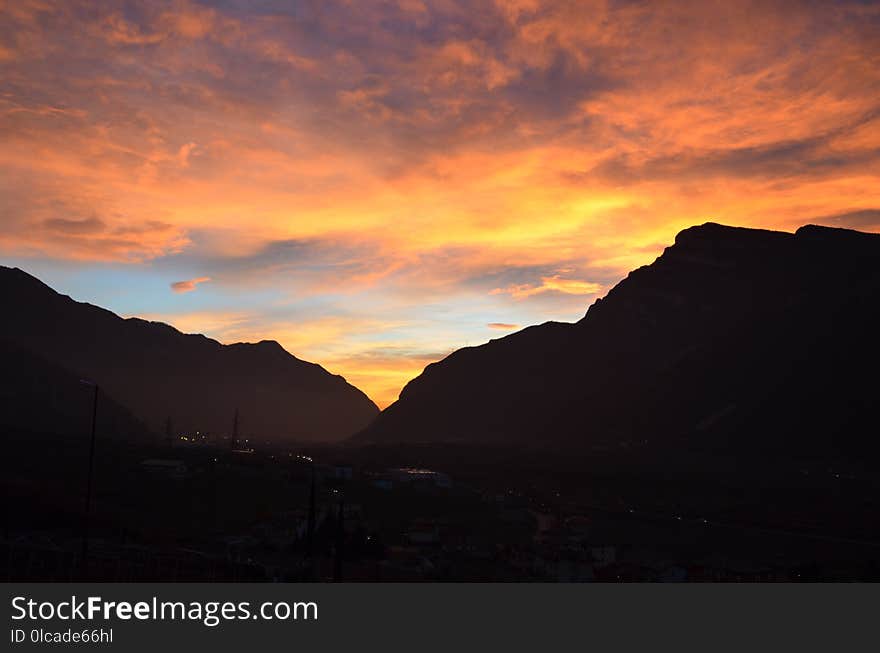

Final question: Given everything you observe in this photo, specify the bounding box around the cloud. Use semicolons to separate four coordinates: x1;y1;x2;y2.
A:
587;121;880;185
811;209;880;231
492;274;602;300
487;322;519;330
177;142;198;167
170;276;211;293
136;309;249;336
42;217;106;234
320;346;455;408
2;0;880;405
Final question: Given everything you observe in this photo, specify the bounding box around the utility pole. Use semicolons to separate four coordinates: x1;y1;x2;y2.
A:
164;416;173;450
80;381;99;579
333;497;344;582
306;463;316;557
231;408;239;451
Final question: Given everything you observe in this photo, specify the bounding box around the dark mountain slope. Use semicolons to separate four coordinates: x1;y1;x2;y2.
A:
0;339;150;440
357;223;880;459
0;267;379;443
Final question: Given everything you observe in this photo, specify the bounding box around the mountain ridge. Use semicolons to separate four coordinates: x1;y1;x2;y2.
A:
0;265;379;443
357;222;880;458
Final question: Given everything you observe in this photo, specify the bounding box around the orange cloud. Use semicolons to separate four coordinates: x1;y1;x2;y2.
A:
2;0;880;405
170;276;211;293
321;350;449;409
177;142;198;167
492;275;602;300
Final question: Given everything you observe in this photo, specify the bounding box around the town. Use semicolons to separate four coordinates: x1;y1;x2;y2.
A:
5;424;878;582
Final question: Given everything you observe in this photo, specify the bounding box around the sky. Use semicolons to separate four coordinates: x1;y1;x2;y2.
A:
1;0;879;408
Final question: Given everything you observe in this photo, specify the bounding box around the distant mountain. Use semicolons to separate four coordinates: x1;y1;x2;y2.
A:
357;223;880;459
0;267;379;443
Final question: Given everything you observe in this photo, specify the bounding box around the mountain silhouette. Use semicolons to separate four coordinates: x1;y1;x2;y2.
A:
0;266;379;443
0;339;151;440
357;223;880;459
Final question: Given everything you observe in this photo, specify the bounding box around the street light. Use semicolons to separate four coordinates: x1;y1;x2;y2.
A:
79;379;98;579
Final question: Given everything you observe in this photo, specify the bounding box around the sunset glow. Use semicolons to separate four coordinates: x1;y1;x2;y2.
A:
2;1;879;407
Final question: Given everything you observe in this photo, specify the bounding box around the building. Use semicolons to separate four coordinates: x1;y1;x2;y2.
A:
388;467;453;489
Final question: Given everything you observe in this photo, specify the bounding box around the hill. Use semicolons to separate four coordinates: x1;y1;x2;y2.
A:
0;266;379;443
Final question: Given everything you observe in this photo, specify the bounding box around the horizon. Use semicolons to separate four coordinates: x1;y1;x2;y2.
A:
3;218;873;410
2;1;880;407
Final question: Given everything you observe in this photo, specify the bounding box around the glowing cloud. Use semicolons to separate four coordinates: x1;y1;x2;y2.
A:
492;275;602;300
2;0;879;405
170;276;211;294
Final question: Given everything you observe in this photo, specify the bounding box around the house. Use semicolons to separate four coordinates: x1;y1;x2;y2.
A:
388;467;453;489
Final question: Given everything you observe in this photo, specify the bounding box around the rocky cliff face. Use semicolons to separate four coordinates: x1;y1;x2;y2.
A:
0;266;379;443
357;223;880;459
